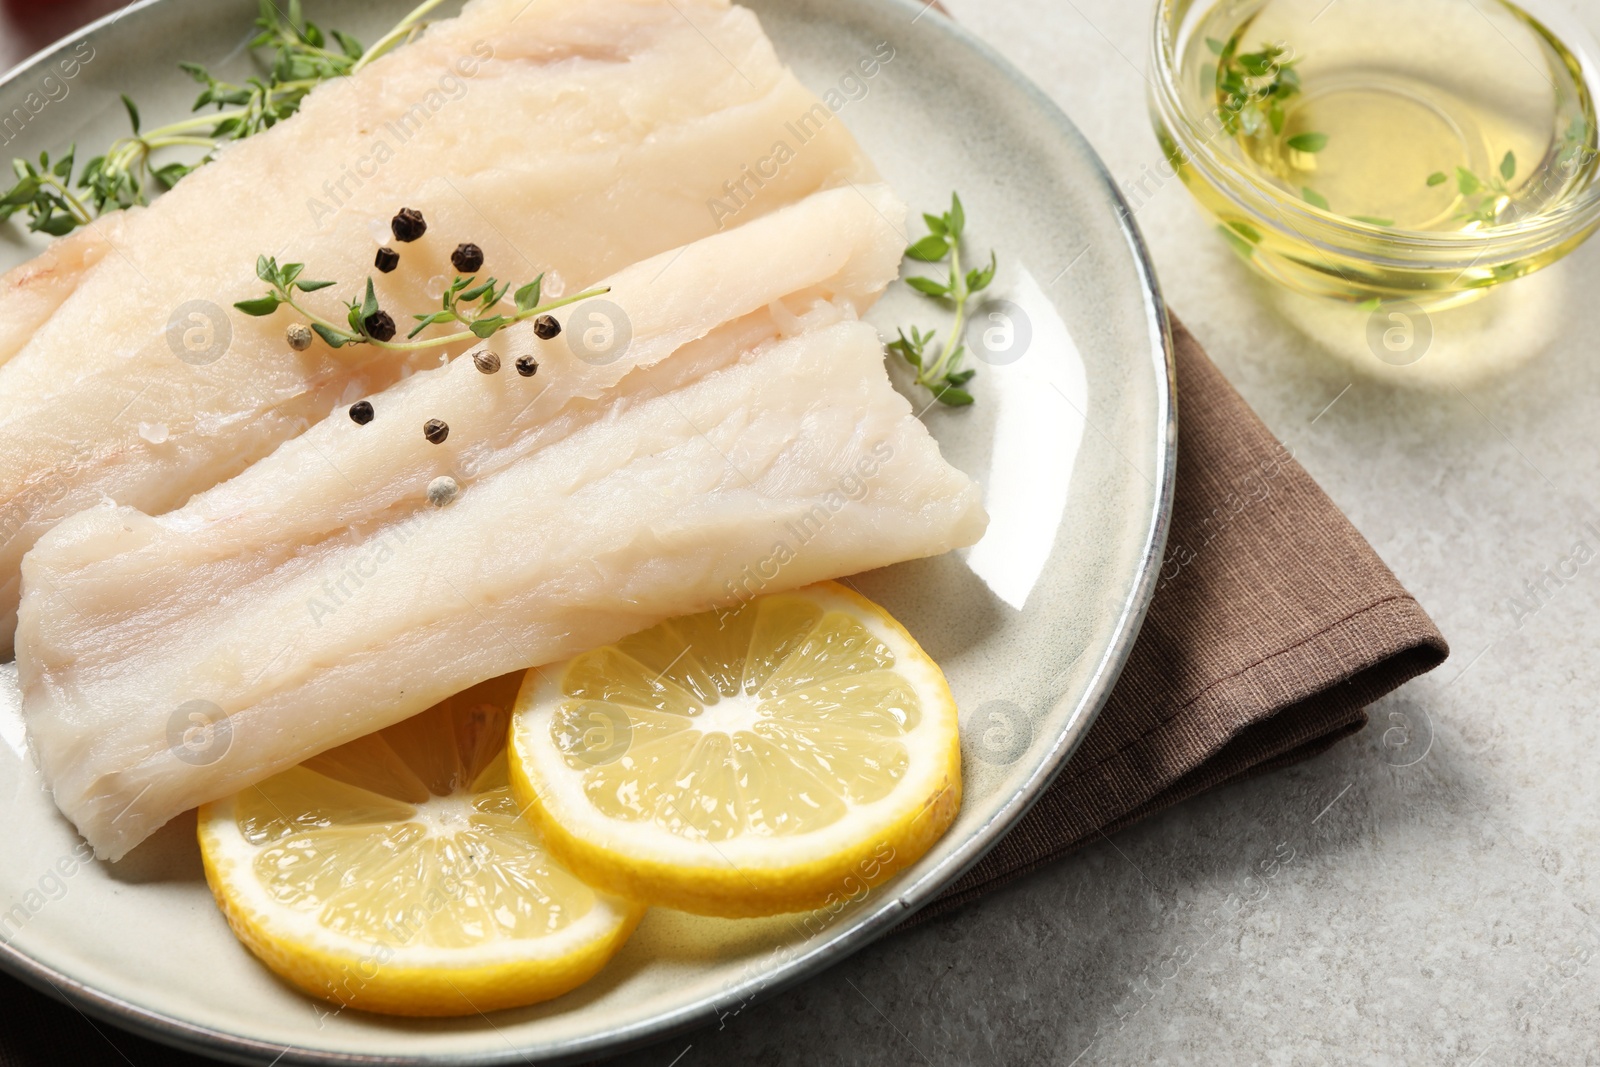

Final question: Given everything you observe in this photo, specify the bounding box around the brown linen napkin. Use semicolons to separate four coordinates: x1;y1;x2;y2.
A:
914;316;1449;921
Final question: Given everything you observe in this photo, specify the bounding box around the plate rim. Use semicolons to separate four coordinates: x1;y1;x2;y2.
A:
0;0;1178;1062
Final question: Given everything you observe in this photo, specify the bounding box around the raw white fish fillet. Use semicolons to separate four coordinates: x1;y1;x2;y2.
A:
0;217;128;369
0;0;876;653
17;185;988;861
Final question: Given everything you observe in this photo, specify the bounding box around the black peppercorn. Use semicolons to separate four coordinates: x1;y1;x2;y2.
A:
533;314;561;340
375;246;400;273
364;310;397;342
423;418;449;444
515;355;539;377
391;207;427;242
349;401;374;425
451;243;484;273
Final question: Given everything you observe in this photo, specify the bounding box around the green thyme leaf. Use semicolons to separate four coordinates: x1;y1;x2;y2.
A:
1217;223;1255;258
359;277;379;320
0;176;40;207
1426;171;1448;187
966;250;997;292
1500;150;1516;181
36;214;78;236
906;275;951;298
1286;132;1328;153
1227;220;1262;243
905;235;950;262
311;323;351;348
1301;186;1330;210
1236;51;1274;76
234;294;282;316
514;276;544;312
1456;167;1481;195
1205;36;1226;55
889;328;924;368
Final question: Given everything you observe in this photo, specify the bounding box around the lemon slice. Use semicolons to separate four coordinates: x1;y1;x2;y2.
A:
508;581;962;917
198;675;643;1017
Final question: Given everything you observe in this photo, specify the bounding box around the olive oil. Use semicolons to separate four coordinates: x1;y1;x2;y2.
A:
1159;0;1600;305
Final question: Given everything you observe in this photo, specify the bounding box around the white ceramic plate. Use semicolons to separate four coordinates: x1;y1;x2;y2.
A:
0;0;1174;1062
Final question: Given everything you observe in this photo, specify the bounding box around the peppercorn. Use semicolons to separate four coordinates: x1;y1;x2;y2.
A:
391;207;427;242
472;349;501;374
349;401;374;425
286;323;313;352
533;314;561;340
515;355;539;377
364;310;397;342
424;418;449;444
451;243;484;273
427;475;459;508
375;246;400;273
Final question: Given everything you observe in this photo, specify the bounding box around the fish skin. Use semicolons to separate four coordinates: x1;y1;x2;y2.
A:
0;0;875;653
17;186;988;861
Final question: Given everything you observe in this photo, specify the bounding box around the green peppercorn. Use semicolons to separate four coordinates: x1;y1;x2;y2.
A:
286;323;313;351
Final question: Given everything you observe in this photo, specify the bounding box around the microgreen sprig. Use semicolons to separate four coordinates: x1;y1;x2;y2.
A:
235;255;608;352
887;193;996;407
0;0;447;237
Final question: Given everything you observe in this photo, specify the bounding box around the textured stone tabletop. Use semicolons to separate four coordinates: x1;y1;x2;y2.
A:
603;2;1600;1064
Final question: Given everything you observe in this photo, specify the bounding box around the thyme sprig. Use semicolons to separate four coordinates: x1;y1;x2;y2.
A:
1428;151;1517;227
0;0;446;237
887;193;995;407
236;255;609;352
1209;38;1309;144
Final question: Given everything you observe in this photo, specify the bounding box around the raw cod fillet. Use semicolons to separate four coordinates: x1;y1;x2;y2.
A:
17;186;989;861
0;0;875;653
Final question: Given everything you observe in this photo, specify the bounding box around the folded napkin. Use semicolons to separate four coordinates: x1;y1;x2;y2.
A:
915;317;1449;921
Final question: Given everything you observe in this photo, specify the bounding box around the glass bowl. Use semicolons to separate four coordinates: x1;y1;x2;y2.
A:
1149;0;1600;309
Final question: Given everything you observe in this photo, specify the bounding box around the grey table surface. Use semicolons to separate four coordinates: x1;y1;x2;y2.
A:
600;2;1600;1065
5;1;1598;1065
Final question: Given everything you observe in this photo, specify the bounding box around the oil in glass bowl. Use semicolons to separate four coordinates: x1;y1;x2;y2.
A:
1154;0;1600;306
